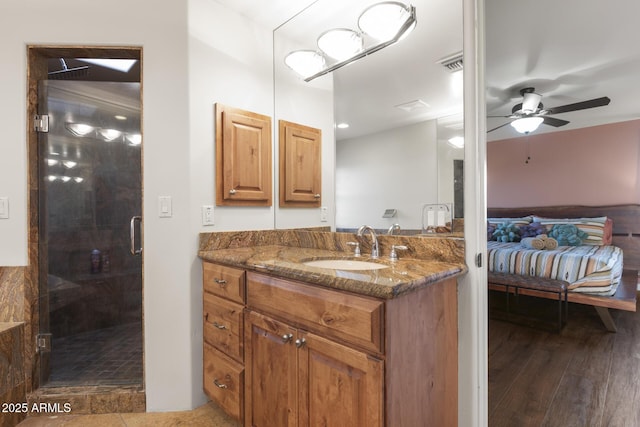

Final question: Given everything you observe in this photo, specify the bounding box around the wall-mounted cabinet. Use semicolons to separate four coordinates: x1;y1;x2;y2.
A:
215;104;272;206
278;120;321;207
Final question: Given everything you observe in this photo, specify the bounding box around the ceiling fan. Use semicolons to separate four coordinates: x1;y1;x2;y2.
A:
488;87;611;134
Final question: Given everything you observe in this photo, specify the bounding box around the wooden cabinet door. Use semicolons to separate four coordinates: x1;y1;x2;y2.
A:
244;311;298;427
278;120;321;207
297;331;383;427
216;103;272;206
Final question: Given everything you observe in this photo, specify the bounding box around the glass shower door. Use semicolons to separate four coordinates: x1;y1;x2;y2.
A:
37;80;143;386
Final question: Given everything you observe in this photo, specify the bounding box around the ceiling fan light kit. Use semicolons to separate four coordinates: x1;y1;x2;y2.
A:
488;86;611;135
510;116;543;134
284;1;416;81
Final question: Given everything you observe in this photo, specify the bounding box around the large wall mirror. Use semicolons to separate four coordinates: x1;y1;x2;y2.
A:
274;0;463;234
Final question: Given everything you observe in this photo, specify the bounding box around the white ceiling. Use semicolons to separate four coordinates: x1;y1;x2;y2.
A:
214;0;640;141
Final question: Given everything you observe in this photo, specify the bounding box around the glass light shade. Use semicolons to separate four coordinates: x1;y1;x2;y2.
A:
65;123;94;137
73;177;84;183
317;28;364;61
62;160;77;169
99;128;122;141
60;176;71;183
358;1;415;42
284;50;326;78
510;117;544;134
46;158;59;166
126;133;142;146
448;136;464;148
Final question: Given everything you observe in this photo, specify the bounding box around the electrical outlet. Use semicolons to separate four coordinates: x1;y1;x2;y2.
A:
202;205;214;226
320;206;328;222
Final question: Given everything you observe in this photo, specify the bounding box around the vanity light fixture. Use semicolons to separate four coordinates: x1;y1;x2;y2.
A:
510;117;543;134
98;128;122;141
125;133;142;146
285;1;416;82
284;50;326;79
65;122;94;137
317;28;364;61
358;1;416;42
62;160;77;169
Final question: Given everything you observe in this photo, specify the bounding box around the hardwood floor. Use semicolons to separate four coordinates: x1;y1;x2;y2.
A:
489;293;640;427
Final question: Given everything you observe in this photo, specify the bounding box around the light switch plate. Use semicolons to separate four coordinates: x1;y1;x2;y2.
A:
320;206;328;222
158;196;172;218
202;205;214;226
0;197;8;219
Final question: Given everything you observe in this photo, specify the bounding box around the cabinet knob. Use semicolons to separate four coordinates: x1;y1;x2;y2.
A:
295;337;306;348
314;194;321;198
213;378;228;389
214;278;227;286
281;333;293;343
229;189;237;195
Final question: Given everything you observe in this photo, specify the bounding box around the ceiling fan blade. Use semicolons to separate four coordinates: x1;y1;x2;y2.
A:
545;96;611;115
487;122;512;133
542;116;570;127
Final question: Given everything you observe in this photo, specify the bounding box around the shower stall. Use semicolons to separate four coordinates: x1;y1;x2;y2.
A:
37;80;143;386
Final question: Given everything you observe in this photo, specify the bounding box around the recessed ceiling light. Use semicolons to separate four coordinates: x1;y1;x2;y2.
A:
337;123;350;129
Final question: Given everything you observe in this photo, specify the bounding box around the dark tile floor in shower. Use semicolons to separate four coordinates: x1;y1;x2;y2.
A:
46;322;143;386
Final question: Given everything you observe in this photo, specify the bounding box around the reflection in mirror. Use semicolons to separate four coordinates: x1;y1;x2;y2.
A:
274;0;464;234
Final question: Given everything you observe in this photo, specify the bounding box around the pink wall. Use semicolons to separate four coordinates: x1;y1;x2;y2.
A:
487;119;640;208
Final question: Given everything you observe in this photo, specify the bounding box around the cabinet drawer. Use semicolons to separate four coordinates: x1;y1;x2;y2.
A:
204;343;244;423
204;292;244;362
247;272;384;354
203;262;245;304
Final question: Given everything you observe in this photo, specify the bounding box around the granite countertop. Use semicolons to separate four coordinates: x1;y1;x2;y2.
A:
199;245;467;299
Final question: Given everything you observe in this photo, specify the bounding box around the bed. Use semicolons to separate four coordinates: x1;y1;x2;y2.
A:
486;205;640;331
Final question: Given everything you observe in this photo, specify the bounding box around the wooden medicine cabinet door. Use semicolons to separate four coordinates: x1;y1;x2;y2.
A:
216;103;272;206
279;120;321;207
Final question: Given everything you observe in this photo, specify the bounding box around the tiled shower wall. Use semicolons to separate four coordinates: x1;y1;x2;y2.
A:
0;266;29;426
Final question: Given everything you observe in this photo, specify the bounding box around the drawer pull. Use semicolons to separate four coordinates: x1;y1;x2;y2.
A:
213;321;227;330
295;337;306;348
214;278;227;286
213;378;228;389
281;333;293;343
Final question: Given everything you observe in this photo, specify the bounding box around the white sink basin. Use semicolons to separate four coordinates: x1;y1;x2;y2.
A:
303;259;388;271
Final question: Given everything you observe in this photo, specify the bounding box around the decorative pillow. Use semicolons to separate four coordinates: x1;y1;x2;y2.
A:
519;221;547;238
547;223;588;246
492;222;522;242
532;216;611;245
487;222;497;240
487;216;533;227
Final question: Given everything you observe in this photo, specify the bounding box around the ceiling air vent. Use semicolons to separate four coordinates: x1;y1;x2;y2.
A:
438;53;463;73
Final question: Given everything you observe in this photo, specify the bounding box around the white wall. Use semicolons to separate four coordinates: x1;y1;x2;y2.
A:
335;120;438;230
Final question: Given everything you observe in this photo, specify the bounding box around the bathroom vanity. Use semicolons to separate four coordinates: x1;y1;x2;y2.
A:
199;230;465;427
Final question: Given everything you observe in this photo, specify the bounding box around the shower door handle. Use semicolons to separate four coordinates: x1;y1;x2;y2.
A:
130;216;143;255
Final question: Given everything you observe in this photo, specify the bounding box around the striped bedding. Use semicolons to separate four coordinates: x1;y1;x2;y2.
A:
487;241;624;296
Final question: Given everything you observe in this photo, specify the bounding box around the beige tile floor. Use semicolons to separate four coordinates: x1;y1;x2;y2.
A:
17;402;240;427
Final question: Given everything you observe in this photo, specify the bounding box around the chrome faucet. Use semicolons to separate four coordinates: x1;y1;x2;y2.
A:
357;225;379;259
387;223;401;235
